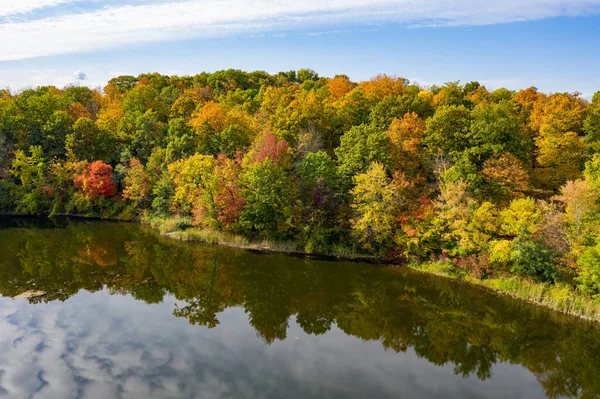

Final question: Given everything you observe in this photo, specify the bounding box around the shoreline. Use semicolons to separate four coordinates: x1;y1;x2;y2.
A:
157;223;600;324
2;212;600;324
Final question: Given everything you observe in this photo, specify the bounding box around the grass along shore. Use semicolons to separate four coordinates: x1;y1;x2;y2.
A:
409;260;600;323
141;214;369;260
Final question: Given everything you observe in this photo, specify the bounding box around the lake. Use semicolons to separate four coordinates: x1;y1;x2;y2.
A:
0;217;599;399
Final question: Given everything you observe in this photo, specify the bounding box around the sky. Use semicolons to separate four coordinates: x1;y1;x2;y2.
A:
1;0;600;97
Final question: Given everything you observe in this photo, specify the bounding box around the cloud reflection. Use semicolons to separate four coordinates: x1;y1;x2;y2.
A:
0;292;546;399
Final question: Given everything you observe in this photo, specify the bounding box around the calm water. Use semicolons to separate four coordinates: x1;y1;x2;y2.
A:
0;218;599;399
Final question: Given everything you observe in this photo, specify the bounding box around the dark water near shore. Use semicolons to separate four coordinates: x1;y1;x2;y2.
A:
0;217;599;399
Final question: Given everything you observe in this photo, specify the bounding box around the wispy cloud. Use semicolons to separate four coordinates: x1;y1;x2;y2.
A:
0;0;80;17
1;0;600;61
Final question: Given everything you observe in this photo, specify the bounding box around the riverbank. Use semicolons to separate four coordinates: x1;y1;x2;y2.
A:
141;214;376;262
409;260;600;323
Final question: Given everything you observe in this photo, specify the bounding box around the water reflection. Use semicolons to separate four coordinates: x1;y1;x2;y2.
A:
0;217;599;399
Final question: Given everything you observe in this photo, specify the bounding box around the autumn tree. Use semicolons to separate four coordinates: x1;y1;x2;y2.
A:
535;131;586;190
251;131;290;166
434;179;497;257
554;179;598;251
492;197;558;282
350;162;397;254
326;75;355;101
386;112;426;179
213;155;245;230
122;158;151;207
73;161;118;200
480;153;530;203
168;154;217;218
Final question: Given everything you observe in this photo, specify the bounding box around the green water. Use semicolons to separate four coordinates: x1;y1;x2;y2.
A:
0;217;599;399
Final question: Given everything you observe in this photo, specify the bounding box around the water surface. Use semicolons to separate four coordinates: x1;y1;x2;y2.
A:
0;217;599;399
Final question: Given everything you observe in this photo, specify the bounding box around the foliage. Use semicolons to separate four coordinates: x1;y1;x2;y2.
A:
73;161;118;200
168;153;216;216
2;70;600;304
10;146;49;214
576;241;600;298
335;124;390;189
66;117;117;163
350;162;397;253
239;158;296;237
509;236;558;282
499;197;541;236
480;153;529;202
122;157;151;207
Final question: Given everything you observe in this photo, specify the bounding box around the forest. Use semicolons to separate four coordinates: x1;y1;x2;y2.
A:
1;69;600;304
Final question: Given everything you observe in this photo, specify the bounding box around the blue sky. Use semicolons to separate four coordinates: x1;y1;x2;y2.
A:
1;0;600;97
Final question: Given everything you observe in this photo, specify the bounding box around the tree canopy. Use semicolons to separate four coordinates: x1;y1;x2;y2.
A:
1;70;599;298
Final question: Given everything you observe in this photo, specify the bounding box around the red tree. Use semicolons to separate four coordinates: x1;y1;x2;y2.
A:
253;132;289;165
74;161;117;200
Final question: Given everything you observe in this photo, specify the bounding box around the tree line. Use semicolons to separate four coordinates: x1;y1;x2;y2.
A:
1;69;600;299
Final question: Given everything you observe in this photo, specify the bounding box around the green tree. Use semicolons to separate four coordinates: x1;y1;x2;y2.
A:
468;101;525;163
117;111;165;163
584;92;600;149
297;151;341;252
41;110;73;159
576;240;600;298
335;124;390;190
509;236;558;282
10;146;49;214
66;118;117;163
165;117;196;162
239;159;296;237
424;105;472;160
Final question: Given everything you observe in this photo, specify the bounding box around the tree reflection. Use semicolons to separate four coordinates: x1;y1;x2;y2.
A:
0;218;599;398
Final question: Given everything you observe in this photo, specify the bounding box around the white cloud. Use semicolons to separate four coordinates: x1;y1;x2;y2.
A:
0;0;600;61
0;0;80;17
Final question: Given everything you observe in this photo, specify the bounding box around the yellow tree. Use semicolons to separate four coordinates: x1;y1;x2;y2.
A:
480;153;530;203
499;197;542;237
359;75;406;103
386;112;426;179
535;132;586;189
350;162;397;254
122;158;151;207
190;101;228;133
326;75;355;102
530;92;587;136
168;154;217;219
530;92;588;189
434;179;497;256
554;179;598;251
